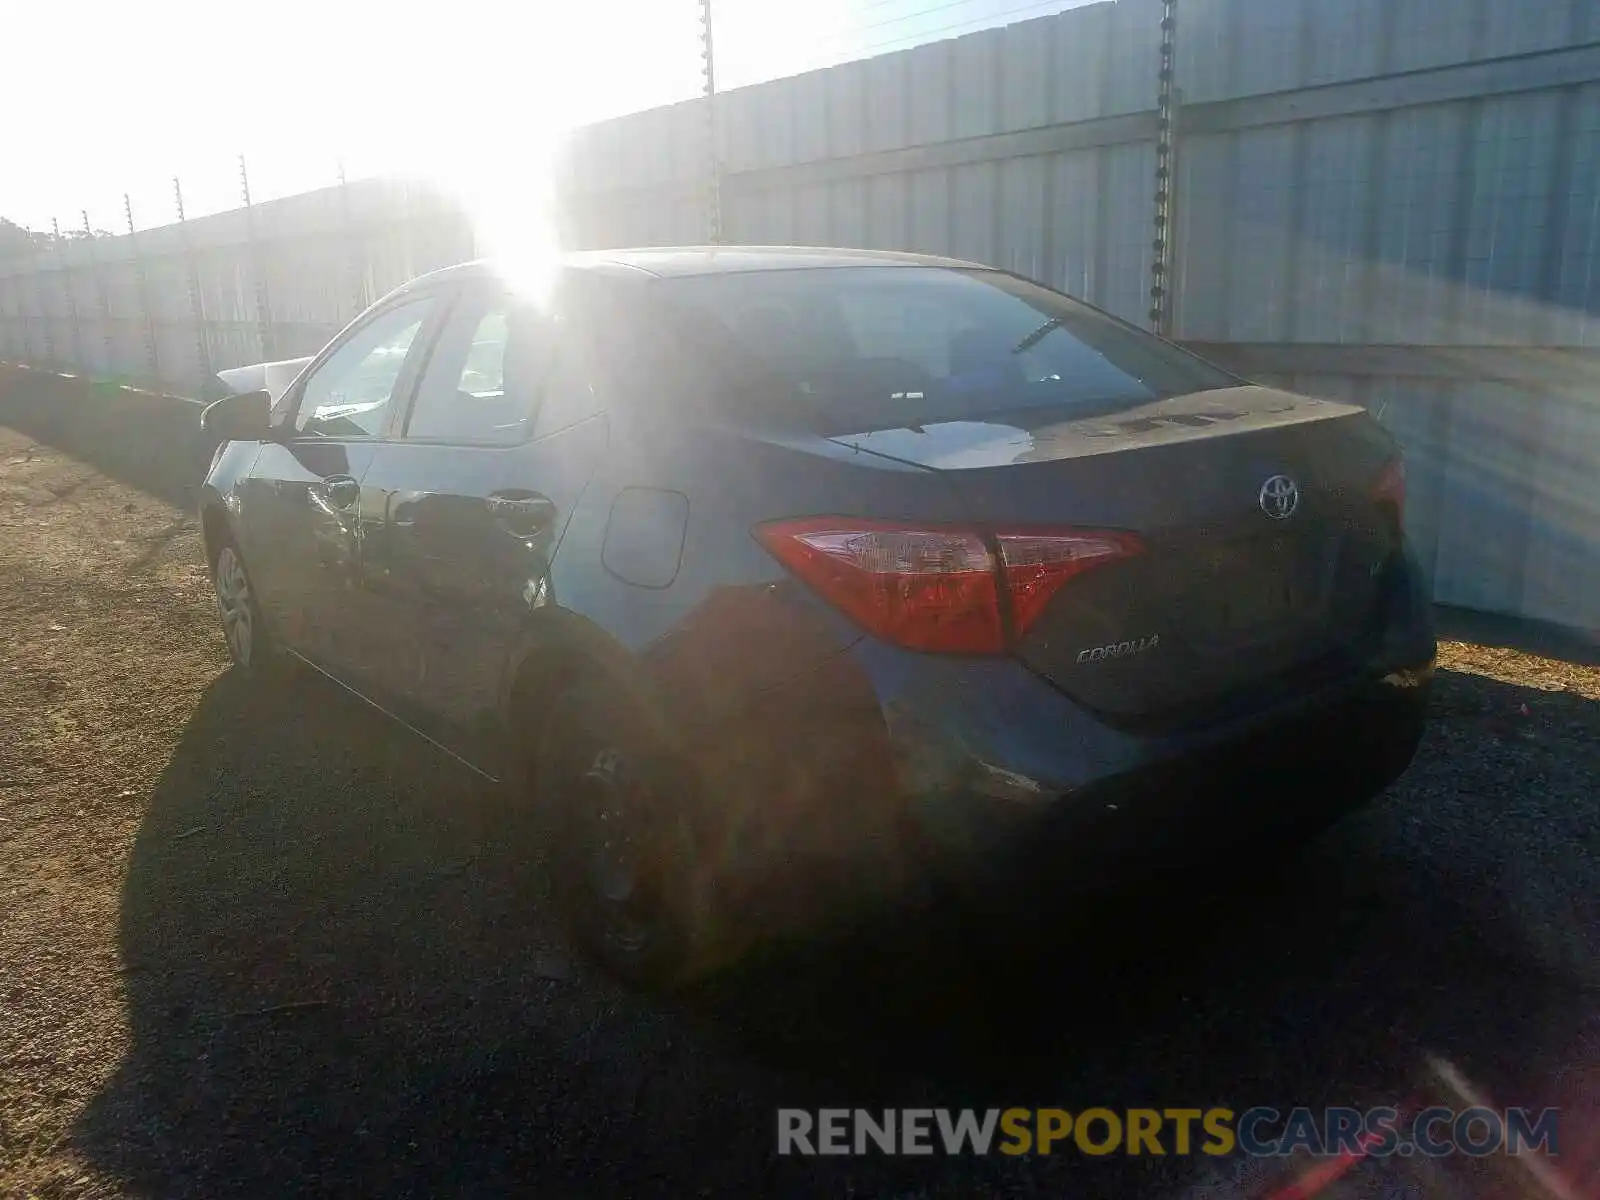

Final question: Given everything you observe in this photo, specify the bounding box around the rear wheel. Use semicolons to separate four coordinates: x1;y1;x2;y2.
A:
541;680;702;989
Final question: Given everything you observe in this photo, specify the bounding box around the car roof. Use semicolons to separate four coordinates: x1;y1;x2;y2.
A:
568;246;986;277
399;246;987;295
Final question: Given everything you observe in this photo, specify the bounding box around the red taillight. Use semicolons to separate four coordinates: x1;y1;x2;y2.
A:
754;518;1002;653
754;517;1141;654
1373;457;1406;524
996;530;1145;634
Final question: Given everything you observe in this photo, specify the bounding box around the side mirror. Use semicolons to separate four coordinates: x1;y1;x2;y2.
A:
201;389;273;441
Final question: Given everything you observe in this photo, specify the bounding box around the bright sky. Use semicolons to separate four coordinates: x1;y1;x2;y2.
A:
1;0;1087;236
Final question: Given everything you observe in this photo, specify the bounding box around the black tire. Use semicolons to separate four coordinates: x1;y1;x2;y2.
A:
210;536;289;681
540;679;703;989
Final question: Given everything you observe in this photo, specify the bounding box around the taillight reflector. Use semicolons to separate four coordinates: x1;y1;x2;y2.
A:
1373;457;1406;524
755;517;1141;654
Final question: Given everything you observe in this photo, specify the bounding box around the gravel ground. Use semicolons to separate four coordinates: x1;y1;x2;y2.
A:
2;368;1597;1198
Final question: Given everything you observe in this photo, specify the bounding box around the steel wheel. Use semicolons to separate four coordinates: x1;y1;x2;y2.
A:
545;680;699;989
213;544;256;669
579;745;666;956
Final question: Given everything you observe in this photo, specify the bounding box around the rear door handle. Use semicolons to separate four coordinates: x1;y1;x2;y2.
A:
318;474;361;510
487;489;556;535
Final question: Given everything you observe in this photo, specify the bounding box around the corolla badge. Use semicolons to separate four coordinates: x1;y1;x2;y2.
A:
1075;634;1159;664
1259;474;1300;520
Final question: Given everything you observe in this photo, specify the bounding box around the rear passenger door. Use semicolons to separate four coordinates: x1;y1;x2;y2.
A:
358;276;609;772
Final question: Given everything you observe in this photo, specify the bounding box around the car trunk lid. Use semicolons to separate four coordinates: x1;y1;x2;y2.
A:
828;386;1400;723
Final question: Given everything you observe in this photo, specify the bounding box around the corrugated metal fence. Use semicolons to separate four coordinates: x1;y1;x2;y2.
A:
2;0;1599;631
0;179;476;400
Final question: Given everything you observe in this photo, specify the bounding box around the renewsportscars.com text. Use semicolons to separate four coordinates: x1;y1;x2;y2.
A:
776;1106;1560;1158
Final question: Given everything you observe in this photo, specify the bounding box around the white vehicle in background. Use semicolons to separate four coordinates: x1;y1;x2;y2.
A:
214;356;314;402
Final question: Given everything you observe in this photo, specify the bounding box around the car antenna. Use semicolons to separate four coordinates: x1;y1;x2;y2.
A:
1013;317;1062;355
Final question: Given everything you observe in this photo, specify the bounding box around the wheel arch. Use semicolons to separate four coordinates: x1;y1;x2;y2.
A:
501;608;674;784
198;499;234;568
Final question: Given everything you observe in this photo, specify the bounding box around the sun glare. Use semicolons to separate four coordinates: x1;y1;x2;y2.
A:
443;152;563;304
4;0;861;233
387;0;859;301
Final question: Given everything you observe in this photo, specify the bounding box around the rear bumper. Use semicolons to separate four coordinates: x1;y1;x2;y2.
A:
692;560;1434;927
701;635;1431;925
857;542;1437;885
859;641;1431;890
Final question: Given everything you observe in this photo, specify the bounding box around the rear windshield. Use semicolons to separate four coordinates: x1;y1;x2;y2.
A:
657;266;1238;432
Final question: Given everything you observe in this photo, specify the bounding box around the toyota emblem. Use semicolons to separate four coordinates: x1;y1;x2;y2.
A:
1259;474;1300;520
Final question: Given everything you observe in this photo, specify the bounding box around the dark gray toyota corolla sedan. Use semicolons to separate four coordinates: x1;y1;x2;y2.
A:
198;247;1435;986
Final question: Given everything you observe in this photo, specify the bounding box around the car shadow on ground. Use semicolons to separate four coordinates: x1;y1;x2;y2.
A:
74;661;1599;1198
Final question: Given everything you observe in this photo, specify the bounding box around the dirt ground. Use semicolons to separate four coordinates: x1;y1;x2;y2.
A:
2;368;1598;1198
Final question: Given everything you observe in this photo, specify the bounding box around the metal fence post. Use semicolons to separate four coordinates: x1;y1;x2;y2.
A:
699;0;723;245
10;233;34;363
83;210;115;376
52;217;85;373
6;275;16;362
14;237;35;363
240;154;276;361
338;159;369;322
1;272;13;362
400;177;418;281
33;227;56;370
1150;0;1180;336
125;194;162;386
175;177;212;395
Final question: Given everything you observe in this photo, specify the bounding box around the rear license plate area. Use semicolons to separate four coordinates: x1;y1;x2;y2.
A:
1195;539;1312;645
1219;566;1299;629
